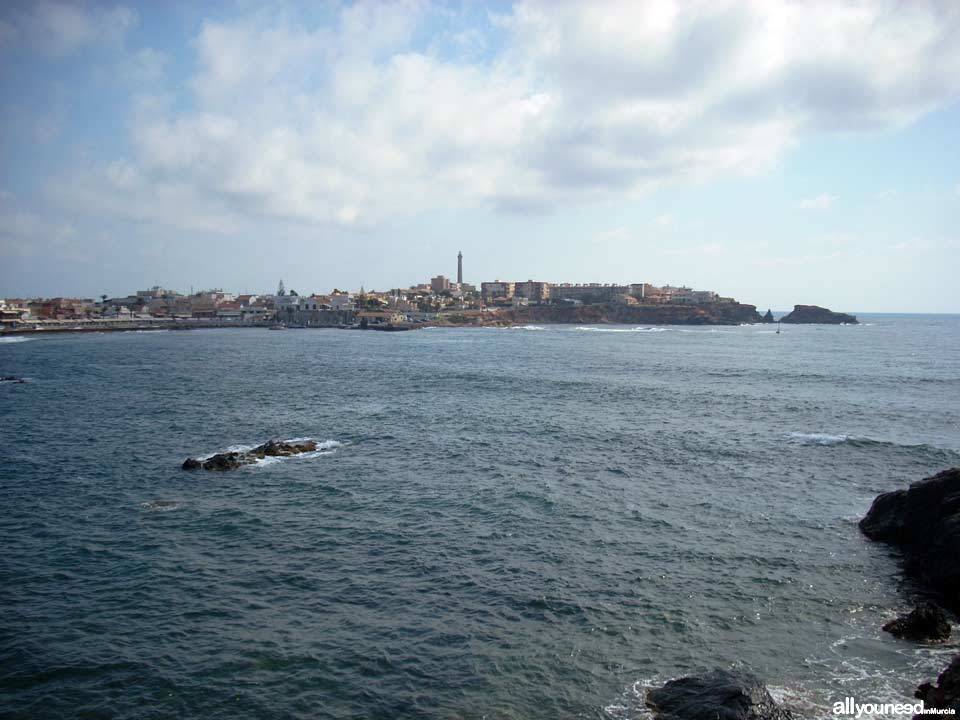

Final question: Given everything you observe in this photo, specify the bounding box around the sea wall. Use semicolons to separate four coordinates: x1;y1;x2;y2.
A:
278;309;356;327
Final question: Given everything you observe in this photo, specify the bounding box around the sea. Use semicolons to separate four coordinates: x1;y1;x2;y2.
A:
2;315;959;719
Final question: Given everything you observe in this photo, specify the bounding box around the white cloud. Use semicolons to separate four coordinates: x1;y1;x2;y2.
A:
751;250;862;267
120;48;169;83
652;214;677;229
592;227;632;244
22;2;137;58
0;194;79;260
799;193;838;210
661;242;726;257
53;0;960;231
893;237;960;253
814;232;858;247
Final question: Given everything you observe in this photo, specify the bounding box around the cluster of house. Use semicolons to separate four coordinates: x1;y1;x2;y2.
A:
1;276;732;329
0;280;475;328
478;281;733;307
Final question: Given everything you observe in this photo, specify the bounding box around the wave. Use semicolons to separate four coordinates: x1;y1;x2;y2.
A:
787;432;959;456
140;499;182;512
0;336;32;343
789;432;851;446
571;326;668;333
482;325;546;331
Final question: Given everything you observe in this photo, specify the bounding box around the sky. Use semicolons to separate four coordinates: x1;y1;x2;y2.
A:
0;0;958;312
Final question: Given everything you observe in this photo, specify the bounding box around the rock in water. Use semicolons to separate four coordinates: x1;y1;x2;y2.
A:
779;305;858;324
182;439;319;471
859;468;960;612
253;439;317;458
915;654;960;717
646;669;795;720
762;309;774;323
883;603;951;642
201;452;245;471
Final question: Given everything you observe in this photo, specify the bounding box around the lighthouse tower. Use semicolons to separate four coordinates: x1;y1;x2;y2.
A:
457;251;463;285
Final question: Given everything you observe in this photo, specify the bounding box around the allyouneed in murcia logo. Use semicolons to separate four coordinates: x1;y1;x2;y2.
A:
833;698;956;717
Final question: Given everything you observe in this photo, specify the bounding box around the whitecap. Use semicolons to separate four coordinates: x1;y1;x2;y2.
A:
571;326;667;333
788;432;850;446
0;336;32;343
140;499;182;512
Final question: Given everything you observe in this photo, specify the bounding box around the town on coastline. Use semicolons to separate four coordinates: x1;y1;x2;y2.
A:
1;251;852;334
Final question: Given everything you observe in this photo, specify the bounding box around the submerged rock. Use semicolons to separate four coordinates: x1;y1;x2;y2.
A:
883;602;951;642
779;305;858;324
0;375;28;384
915;654;960;717
645;669;795;720
182;439;318;471
859;468;960;612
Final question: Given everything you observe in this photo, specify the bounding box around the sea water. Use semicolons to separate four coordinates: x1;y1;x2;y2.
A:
2;315;959;719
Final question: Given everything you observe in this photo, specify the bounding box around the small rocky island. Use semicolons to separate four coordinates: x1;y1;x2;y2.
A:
779;305;858;324
182;439;318;471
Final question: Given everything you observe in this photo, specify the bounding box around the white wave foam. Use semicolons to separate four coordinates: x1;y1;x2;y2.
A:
140;500;182;512
789;432;850;446
571;326;667;333
0;336;32;343
509;325;545;331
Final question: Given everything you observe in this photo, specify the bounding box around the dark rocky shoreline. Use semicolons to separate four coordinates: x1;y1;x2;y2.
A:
860;468;960;716
860;468;960;613
641;468;959;719
514;301;764;325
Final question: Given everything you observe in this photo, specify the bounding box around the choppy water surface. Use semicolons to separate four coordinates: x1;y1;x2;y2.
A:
2;316;959;719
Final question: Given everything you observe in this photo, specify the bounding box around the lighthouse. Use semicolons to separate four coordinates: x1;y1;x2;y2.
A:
457;251;463;284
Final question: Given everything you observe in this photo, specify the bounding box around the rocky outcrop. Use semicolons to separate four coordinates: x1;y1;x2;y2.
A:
883;603;951;642
915;655;960;716
779;305;858;324
761;309;774;323
859;468;960;612
513;302;765;326
645;669;795;720
182;439;318;471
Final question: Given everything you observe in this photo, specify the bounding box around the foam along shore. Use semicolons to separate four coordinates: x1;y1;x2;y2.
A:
183;439;321;471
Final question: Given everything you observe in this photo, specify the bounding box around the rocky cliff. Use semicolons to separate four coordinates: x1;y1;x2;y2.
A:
779;305;858;324
860;467;960;612
509;302;764;326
